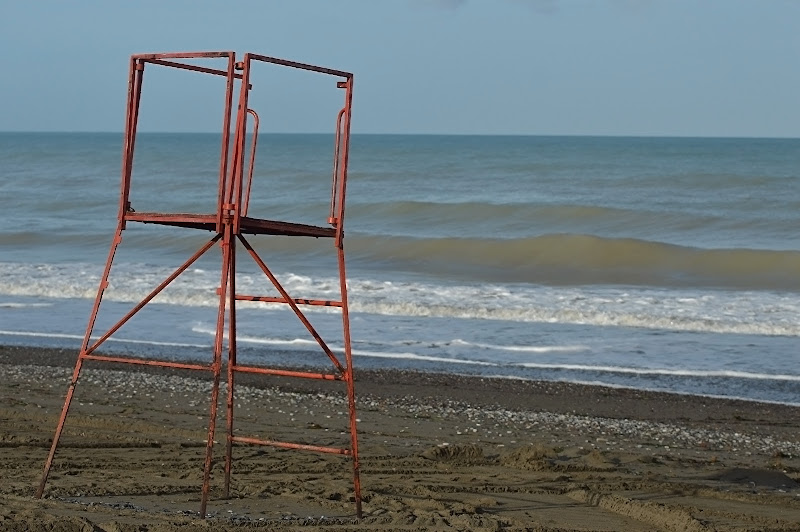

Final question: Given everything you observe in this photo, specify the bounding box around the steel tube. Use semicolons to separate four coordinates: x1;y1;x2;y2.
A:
231;436;352;456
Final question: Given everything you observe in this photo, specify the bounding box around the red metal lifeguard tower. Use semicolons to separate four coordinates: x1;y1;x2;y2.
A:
36;51;362;518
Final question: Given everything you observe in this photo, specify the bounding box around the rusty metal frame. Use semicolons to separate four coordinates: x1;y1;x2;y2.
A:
36;51;361;519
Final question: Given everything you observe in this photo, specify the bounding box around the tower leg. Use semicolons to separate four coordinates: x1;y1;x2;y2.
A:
37;226;124;498
199;227;233;517
36;358;84;498
337;244;362;518
224;235;238;497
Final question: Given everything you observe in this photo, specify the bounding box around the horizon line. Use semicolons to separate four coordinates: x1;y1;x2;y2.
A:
2;130;800;141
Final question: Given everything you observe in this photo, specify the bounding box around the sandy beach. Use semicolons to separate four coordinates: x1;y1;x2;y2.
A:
1;344;799;531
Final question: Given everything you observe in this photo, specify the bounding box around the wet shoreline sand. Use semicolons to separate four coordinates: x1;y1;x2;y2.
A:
2;344;799;530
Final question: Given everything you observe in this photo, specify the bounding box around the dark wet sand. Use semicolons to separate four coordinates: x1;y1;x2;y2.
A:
2;344;799;531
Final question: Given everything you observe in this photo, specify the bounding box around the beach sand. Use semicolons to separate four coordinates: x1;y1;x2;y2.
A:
1;344;799;531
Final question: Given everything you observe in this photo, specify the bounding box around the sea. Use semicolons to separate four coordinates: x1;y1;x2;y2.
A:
1;132;799;405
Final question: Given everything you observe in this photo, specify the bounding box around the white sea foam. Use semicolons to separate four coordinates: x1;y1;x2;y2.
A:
0;329;209;350
349;349;498;366
450;338;589;354
0;330;83;341
191;326;498;366
517;362;800;382
0;302;53;308
191;324;323;346
2;260;798;337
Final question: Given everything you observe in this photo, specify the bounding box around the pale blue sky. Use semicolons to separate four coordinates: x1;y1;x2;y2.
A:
1;0;799;137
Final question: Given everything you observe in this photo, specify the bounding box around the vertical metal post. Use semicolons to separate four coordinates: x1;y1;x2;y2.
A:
215;53;236;233
224;220;238;498
334;75;362;518
119;59;144;228
200;221;232;517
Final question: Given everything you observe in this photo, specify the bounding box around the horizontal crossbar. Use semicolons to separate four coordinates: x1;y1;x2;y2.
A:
124;212;336;238
234;294;343;307
230;435;352;455
82;354;211;372
232;365;343;380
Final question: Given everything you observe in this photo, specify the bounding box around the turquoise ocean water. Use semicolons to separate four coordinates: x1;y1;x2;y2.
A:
1;132;799;404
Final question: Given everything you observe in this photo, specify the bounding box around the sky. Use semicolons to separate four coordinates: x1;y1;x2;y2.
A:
1;0;799;137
